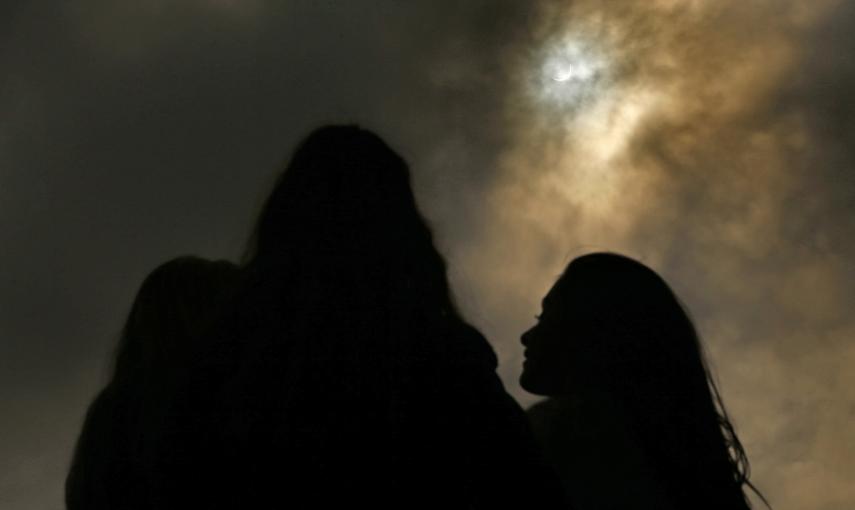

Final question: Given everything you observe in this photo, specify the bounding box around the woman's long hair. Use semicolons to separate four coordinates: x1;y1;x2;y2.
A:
224;125;475;469
554;252;767;509
233;125;474;388
242;125;457;318
231;125;478;434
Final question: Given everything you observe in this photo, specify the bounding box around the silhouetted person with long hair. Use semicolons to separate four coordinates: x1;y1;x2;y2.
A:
65;257;239;510
155;125;563;509
521;252;768;510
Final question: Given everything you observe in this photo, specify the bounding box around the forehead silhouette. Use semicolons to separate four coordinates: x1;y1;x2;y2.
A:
551;252;672;308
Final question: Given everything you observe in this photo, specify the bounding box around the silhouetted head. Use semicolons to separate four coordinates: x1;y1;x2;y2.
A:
521;252;703;397
521;252;760;508
244;124;456;318
112;256;240;387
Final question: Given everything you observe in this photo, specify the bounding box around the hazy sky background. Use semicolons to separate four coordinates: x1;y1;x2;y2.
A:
2;1;853;508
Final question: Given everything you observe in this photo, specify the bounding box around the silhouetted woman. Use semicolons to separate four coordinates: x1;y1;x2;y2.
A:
521;252;768;510
65;256;239;510
157;125;563;509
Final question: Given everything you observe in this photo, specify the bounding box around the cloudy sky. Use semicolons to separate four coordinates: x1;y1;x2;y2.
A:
2;1;853;508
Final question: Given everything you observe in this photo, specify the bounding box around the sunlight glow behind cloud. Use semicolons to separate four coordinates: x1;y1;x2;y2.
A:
534;36;609;112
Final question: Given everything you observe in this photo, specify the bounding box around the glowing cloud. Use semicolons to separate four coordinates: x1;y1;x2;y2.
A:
534;36;609;111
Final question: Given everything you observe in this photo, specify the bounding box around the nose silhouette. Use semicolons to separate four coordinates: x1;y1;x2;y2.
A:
521;327;533;347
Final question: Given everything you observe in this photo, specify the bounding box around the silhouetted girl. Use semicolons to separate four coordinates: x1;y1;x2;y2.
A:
65;256;239;510
521;252;767;510
158;125;563;509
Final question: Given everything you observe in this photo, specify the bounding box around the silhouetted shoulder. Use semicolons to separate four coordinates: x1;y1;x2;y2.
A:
437;320;499;369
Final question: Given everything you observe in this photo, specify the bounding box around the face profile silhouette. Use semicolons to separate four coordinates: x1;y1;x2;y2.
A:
520;281;583;396
520;252;767;510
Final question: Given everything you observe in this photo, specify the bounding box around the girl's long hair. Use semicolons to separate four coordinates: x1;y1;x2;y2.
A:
232;124;471;387
207;125;483;506
556;252;768;509
242;125;458;319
